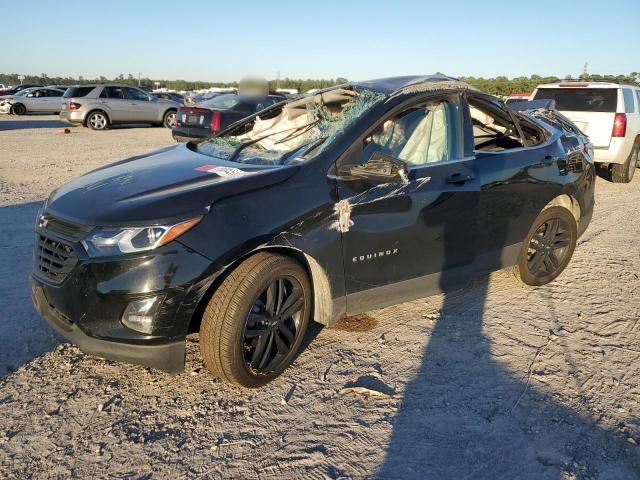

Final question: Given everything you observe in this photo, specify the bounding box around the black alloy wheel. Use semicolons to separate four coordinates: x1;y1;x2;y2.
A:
514;206;577;286
527;218;572;278
243;277;304;373
199;252;312;388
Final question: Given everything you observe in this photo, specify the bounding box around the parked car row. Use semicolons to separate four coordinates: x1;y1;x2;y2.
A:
2;80;638;186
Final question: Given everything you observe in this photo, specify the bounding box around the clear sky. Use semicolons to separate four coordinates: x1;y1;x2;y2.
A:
3;0;638;82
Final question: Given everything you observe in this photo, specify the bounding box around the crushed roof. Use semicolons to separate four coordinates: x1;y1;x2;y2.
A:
350;75;471;94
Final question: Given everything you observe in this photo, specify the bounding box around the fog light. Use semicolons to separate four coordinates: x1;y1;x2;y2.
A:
121;296;161;334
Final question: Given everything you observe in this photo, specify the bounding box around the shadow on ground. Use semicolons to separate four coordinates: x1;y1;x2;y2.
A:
377;190;639;478
0;201;60;376
0;116;164;131
0;116;74;131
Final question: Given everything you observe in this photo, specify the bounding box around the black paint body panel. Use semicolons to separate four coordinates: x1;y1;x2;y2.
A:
32;77;596;371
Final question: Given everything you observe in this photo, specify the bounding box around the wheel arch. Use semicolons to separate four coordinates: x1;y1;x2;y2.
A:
187;245;334;335
542;193;580;225
162;107;177;123
12;102;26;114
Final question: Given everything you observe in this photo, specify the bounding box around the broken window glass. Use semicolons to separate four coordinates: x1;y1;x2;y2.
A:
196;88;387;165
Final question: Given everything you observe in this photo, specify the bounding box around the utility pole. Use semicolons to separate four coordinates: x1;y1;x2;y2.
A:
138;72;141;87
277;71;280;90
582;62;589;80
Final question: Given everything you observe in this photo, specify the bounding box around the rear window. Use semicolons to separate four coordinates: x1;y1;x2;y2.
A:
533;88;617;112
199;94;241;110
63;86;96;98
622;88;636;113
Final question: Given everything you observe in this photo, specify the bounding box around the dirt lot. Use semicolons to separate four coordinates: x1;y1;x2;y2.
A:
1;115;639;479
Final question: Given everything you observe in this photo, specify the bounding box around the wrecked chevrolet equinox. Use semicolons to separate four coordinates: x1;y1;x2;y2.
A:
31;76;595;387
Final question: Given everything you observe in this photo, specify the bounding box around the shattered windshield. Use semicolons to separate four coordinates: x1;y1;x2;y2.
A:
196;88;386;165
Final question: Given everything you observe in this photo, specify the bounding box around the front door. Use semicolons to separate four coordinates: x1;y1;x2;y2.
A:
334;94;481;314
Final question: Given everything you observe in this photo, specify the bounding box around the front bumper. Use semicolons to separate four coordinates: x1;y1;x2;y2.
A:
31;229;219;372
32;279;186;372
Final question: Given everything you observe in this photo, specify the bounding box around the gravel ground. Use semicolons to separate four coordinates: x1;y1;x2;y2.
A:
0;115;639;479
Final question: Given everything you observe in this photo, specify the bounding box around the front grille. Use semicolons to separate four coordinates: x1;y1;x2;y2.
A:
36;234;78;283
40;214;92;242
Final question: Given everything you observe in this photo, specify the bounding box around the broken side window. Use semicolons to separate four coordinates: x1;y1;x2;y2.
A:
468;96;524;151
338;95;463;173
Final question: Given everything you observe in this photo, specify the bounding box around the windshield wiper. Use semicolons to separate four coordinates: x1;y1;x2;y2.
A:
280;135;328;164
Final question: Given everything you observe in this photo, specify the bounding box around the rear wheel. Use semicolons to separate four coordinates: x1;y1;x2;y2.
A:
12;103;26;115
513;206;577;286
199;252;312;388
87;111;108;130
163;110;177;128
611;140;639;183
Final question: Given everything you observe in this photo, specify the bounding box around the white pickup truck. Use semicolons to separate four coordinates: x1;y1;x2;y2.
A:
531;82;640;183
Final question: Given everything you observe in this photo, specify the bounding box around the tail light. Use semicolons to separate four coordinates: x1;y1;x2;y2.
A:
612;113;626;137
69;102;81;111
211;111;221;132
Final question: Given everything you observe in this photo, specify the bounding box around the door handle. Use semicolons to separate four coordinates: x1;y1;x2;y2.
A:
445;173;475;184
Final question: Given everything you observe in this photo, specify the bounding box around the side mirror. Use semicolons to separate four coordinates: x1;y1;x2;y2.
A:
348;152;409;184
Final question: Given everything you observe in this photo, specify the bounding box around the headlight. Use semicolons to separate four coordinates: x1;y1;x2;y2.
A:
82;216;202;258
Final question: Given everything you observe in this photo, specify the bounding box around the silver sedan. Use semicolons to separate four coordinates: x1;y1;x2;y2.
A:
0;87;66;115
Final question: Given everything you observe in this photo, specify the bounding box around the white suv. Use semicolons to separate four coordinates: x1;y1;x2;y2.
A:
531;82;640;183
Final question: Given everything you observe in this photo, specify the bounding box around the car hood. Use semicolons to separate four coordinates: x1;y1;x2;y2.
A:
46;144;294;226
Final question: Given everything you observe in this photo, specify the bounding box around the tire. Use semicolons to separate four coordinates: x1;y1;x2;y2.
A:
513;206;577;286
611;139;639;183
86;111;109;130
12;103;26;115
163;110;177;129
199;252;312;388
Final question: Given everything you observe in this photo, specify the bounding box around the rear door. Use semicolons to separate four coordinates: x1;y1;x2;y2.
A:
124;87;157;122
43;89;64;112
468;93;581;270
532;87;617;148
98;86;128;122
335;93;480;313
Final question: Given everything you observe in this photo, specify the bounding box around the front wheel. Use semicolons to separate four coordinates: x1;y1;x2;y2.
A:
12;103;26;115
513;206;577;286
199;252;312;388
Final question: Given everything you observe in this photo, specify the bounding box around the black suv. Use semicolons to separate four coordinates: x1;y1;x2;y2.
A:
32;76;595;388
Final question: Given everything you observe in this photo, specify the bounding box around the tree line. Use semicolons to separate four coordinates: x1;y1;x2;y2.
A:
1;72;638;94
461;73;640;96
